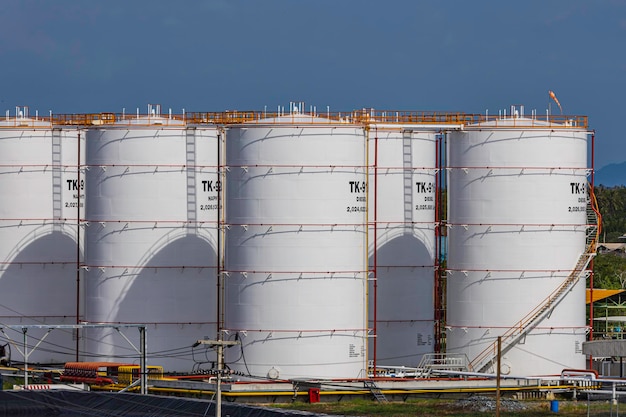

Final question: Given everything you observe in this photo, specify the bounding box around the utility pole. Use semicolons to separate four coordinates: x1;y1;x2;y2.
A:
496;336;501;417
193;339;240;417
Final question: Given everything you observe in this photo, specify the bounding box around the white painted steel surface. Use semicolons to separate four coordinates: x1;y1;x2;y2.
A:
224;116;368;380
0;119;83;364
84;117;219;371
368;127;437;367
446;116;589;376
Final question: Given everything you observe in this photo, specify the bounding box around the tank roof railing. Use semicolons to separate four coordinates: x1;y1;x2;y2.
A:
460;113;588;129
0;110;589;129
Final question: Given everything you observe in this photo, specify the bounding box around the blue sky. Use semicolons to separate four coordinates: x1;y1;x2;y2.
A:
1;0;624;168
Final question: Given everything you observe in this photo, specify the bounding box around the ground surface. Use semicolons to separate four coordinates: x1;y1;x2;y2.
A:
270;396;622;416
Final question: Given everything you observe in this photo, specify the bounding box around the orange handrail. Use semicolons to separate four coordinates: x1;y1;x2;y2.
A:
0;110;589;128
469;187;600;372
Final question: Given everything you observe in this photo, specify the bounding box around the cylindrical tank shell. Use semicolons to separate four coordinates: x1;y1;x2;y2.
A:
224;117;368;380
446;119;589;376
84;119;218;371
368;127;437;366
0;123;84;364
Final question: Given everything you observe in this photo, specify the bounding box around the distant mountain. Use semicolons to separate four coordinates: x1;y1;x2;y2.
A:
596;162;626;187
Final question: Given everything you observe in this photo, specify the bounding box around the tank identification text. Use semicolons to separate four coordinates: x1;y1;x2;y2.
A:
416;181;434;194
568;182;587;213
66;179;85;208
570;182;586;195
347;181;366;213
67;179;85;191
349;181;367;193
415;181;435;210
200;179;221;211
348;343;365;358
202;180;221;192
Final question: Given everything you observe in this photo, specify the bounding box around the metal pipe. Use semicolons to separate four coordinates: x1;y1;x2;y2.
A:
496;336;502;417
434;131;442;353
217;128;225;337
76;130;81;361
140;326;147;395
589;131;596;370
372;126;379;377
371;124;464;131
23;328;28;386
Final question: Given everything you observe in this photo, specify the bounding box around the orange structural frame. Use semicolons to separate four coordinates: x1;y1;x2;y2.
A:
0;109;589;129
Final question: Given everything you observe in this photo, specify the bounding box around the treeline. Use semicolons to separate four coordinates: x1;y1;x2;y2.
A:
592;185;626;290
594;185;626;242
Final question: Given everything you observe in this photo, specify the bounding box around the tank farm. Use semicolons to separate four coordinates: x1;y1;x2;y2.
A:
0;103;599;383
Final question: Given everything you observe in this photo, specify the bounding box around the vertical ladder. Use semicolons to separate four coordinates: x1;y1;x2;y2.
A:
51;128;63;230
186;127;197;233
402;131;413;224
364;380;388;403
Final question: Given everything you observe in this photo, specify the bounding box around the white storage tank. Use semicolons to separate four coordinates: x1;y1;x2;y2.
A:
367;125;437;368
0;108;84;364
224;112;369;380
83;108;219;371
446;109;591;376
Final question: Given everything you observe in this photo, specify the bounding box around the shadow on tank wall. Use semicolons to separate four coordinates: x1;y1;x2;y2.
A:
0;231;80;364
102;235;217;371
369;233;435;367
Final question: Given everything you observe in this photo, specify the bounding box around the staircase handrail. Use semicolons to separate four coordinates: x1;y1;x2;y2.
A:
469;187;601;372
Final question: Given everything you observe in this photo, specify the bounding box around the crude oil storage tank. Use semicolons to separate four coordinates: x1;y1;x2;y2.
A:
223;108;369;380
0;107;84;364
366;119;438;368
445;107;595;376
83;106;219;371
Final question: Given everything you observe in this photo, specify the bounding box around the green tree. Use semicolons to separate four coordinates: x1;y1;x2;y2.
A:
594;185;626;242
592;253;626;289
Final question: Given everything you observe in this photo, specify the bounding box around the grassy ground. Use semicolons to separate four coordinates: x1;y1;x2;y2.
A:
270;397;620;416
